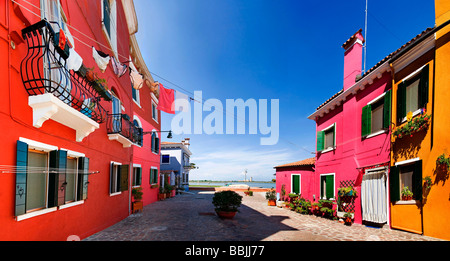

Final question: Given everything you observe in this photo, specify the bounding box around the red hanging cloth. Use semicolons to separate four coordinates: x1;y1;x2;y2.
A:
157;83;175;114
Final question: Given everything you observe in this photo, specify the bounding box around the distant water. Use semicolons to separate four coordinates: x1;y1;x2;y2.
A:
190;181;275;189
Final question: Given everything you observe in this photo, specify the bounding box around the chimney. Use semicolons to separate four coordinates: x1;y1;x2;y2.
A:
342;29;365;91
182;138;190;149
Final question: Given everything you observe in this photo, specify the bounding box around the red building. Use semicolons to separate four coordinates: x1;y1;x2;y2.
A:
0;0;160;240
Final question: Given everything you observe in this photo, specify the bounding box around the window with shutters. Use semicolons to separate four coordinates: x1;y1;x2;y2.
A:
320;174;335;200
317;123;336;153
396;64;429;124
151;131;160;154
132;165;142;187
110;162;129;195
101;0;118;56
362;90;391;138
152;101;159;123
15;139;89;220
390;159;423;203
150;168;158;185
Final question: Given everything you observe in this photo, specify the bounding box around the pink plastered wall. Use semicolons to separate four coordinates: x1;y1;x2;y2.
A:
275;166;315;202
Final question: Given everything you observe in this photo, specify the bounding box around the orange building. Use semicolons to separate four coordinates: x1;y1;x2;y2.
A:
388;0;450;240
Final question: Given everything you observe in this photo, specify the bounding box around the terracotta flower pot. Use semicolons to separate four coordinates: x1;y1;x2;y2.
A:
268;199;276;206
216;211;237;219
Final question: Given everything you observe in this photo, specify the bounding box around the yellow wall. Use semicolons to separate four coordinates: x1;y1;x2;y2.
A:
390;50;434;235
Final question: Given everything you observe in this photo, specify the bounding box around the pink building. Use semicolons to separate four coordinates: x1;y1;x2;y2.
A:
274;158;315;202
307;30;392;225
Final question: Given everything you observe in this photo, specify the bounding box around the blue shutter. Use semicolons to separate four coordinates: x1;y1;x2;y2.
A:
78;157;89;200
49;150;67;207
15;141;28;216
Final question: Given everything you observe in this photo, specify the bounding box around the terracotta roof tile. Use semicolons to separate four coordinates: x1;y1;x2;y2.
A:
274;157;315;168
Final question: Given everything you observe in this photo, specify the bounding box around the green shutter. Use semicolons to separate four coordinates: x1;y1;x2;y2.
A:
49;150;67;207
292;175;300;194
15;141;28;216
413;160;423;200
155;137;160;154
397;82;406;122
78;157;89;200
362;105;372;136
383;90;392;129
110;162;115;194
151;133;156;153
317;131;325;152
419;65;429;108
120;164;129;192
390;166;400;203
326;175;334;199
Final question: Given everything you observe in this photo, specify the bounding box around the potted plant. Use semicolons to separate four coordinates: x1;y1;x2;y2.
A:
244;188;253;196
401;186;413;201
423;176;432;190
212;190;243;219
131;187;143;213
436;153;450;171
344;212;353;226
265;189;277;206
158;185;166;201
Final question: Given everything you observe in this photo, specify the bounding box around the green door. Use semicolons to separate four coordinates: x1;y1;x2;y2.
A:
292;174;300;194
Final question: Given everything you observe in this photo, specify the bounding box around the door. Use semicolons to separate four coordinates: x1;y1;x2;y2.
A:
291;174;301;194
112;95;121;133
361;168;388;224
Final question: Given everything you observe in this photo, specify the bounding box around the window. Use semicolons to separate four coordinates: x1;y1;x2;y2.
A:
361;90;391;137
65;157;78;203
320;174;335;199
15;139;89;218
132;165;142;186
161;155;170;164
152;101;158;122
390;159;423;202
102;0;118;55
132;86;140;105
133;119;143;146
151;132;160;154
110;162;129;194
150;168;158;185
26;150;49;212
396;65;429;123
317;124;335;152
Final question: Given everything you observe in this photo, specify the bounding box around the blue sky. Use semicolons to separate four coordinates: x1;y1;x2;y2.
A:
134;0;435;181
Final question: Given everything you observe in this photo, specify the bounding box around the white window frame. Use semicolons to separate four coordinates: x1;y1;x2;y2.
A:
319;173;335;200
321;123;336;153
152;100;159;123
110;161;122;196
150;166;158;185
132;163;142;188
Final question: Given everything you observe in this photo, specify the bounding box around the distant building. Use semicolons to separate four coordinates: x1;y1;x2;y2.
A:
160;139;193;191
274;158;315;202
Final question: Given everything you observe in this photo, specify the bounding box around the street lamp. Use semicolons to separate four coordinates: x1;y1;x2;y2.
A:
142;130;172;139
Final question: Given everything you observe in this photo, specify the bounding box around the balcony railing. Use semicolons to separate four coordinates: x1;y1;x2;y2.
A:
20;20;108;124
106;114;143;147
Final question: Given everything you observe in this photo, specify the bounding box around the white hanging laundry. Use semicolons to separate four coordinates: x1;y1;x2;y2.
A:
67;48;83;71
92;47;110;73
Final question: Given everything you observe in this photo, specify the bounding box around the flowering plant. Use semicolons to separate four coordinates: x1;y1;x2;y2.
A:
436;153;450;171
393;109;430;140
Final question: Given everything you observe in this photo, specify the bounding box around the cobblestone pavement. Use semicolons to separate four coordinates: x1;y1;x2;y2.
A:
84;191;444;241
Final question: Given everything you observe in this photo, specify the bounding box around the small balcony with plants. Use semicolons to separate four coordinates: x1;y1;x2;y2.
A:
20;20;111;142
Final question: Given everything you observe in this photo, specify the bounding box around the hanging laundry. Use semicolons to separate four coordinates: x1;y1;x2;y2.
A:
111;56;128;78
130;68;144;90
175;90;190;112
67;48;83;71
92;47;110;73
157;83;175;114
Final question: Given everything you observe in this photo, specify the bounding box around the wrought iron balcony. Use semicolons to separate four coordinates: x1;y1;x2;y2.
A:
20;20;108;125
106;114;143;147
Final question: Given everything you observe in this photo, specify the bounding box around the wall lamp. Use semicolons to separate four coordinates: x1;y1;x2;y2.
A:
142;130;173;139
